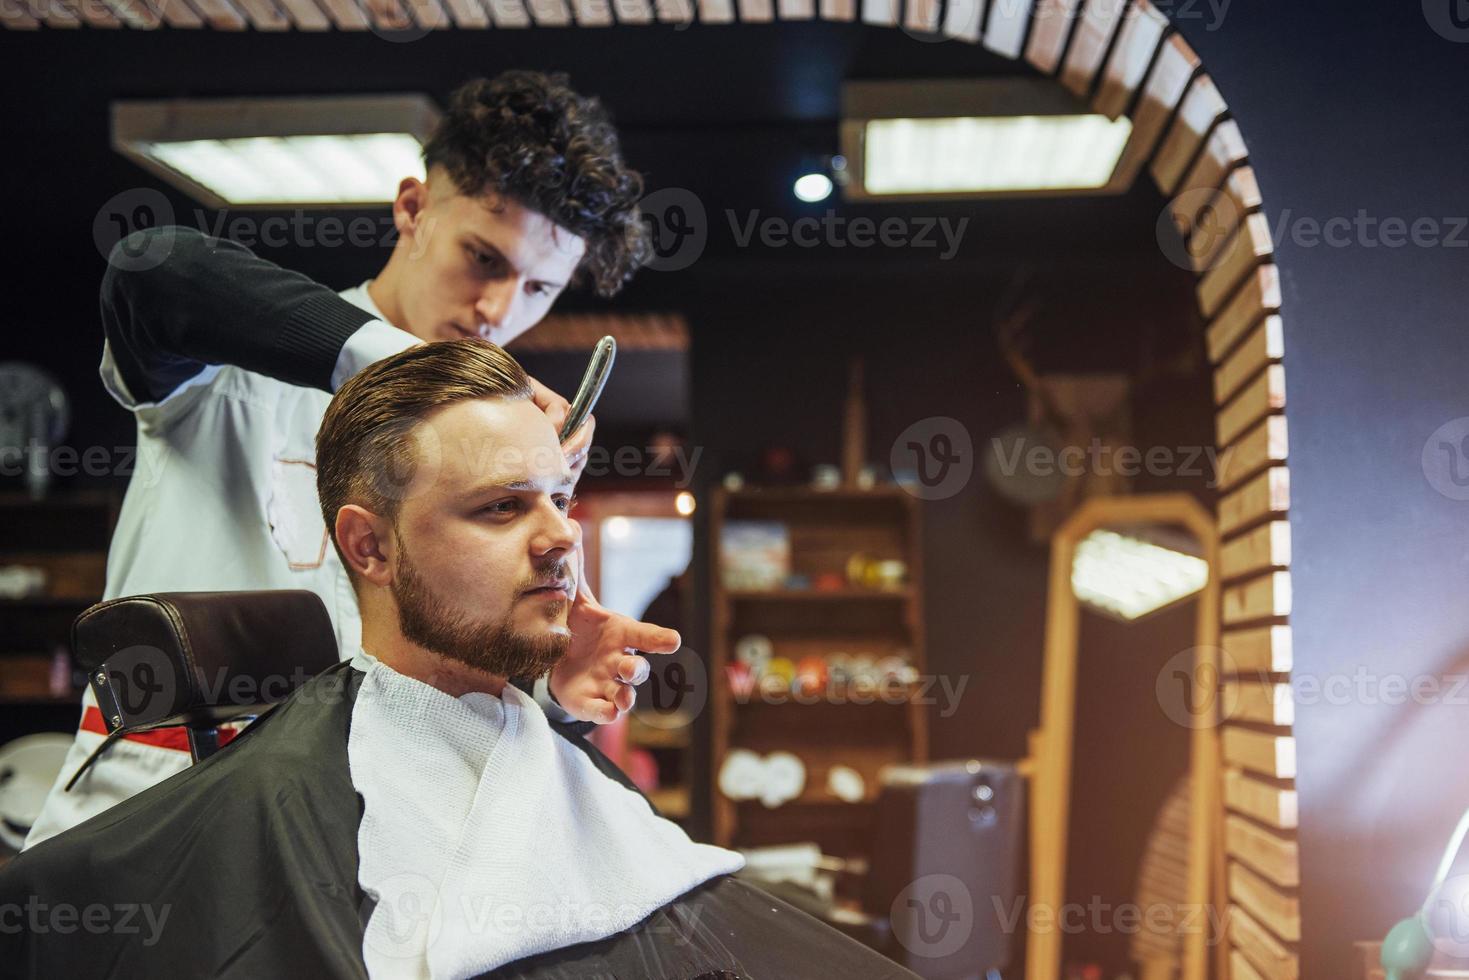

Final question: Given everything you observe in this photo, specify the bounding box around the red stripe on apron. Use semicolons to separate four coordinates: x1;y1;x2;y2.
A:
81;706;242;752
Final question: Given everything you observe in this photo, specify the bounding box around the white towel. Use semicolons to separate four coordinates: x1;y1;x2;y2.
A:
348;651;744;980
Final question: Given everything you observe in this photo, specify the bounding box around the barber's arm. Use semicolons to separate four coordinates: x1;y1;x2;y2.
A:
102;225;599;474
100;225;412;404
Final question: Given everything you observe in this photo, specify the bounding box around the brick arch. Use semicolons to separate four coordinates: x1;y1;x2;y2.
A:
743;4;1299;979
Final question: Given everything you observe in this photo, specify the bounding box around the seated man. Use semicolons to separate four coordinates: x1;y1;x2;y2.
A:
0;339;918;980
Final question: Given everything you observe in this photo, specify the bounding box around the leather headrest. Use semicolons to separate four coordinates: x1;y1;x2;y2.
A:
73;591;339;733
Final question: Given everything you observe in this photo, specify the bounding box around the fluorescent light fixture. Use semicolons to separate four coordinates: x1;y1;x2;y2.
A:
793;172;834;202
112;95;440;208
842;78;1140;200
863;114;1132;195
1071;528;1209;622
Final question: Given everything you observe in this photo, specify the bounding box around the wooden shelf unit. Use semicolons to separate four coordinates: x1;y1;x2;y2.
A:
709;485;928;855
0;490;119;743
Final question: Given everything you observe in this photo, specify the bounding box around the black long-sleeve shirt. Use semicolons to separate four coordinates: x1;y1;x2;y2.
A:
101;225;381;404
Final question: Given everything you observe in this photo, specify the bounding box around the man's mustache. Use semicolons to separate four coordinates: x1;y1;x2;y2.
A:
518;558;573;596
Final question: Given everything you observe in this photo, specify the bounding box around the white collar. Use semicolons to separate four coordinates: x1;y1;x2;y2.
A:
339;279;389;323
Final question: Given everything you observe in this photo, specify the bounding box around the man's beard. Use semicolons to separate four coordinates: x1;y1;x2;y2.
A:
391;536;570;680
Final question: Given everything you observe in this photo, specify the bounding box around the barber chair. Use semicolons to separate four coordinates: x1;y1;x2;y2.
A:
73;591;338;763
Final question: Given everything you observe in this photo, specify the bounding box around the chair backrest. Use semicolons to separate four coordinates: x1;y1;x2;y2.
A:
73;591;339;759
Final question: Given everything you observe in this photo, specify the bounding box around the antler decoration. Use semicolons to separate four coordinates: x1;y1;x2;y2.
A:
992;268;1066;432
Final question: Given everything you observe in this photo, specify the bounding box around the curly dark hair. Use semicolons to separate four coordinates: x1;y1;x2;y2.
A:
422;71;651;297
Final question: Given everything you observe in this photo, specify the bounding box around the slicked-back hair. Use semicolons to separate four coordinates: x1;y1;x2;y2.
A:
316;338;534;566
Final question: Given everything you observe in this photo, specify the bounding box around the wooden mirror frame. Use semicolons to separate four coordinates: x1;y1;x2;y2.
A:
1026;492;1222;980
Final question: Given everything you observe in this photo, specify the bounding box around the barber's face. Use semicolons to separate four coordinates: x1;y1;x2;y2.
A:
390;397;577;677
393;171;587;348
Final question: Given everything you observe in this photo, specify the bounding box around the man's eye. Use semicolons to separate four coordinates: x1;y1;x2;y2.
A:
529;282;553;298
468;246;500;268
483;499;520;515
556;495;579;512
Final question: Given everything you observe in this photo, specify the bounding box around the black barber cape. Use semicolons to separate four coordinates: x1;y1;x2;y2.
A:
0;663;918;979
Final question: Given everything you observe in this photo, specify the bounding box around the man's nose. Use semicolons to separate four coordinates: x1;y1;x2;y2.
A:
475;281;522;337
533;501;577;555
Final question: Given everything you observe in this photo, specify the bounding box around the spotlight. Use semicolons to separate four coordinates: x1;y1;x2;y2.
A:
675;491;696;516
793;172;833;203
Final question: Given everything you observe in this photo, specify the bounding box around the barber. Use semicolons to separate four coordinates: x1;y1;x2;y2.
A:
26;70;675;848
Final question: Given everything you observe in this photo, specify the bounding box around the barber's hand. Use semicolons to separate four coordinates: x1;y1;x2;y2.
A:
549;589;680;725
527;374;595;485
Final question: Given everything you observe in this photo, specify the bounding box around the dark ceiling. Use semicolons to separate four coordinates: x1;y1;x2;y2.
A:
1;22;1197;453
2;21;1169;261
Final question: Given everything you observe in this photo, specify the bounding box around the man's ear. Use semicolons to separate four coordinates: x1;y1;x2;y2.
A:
335;505;394;586
391;176;429;239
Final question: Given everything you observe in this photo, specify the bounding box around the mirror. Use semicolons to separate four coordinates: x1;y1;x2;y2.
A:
1026;493;1222;980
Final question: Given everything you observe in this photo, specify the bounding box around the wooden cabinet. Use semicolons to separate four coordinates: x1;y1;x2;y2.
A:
708;485;927;857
